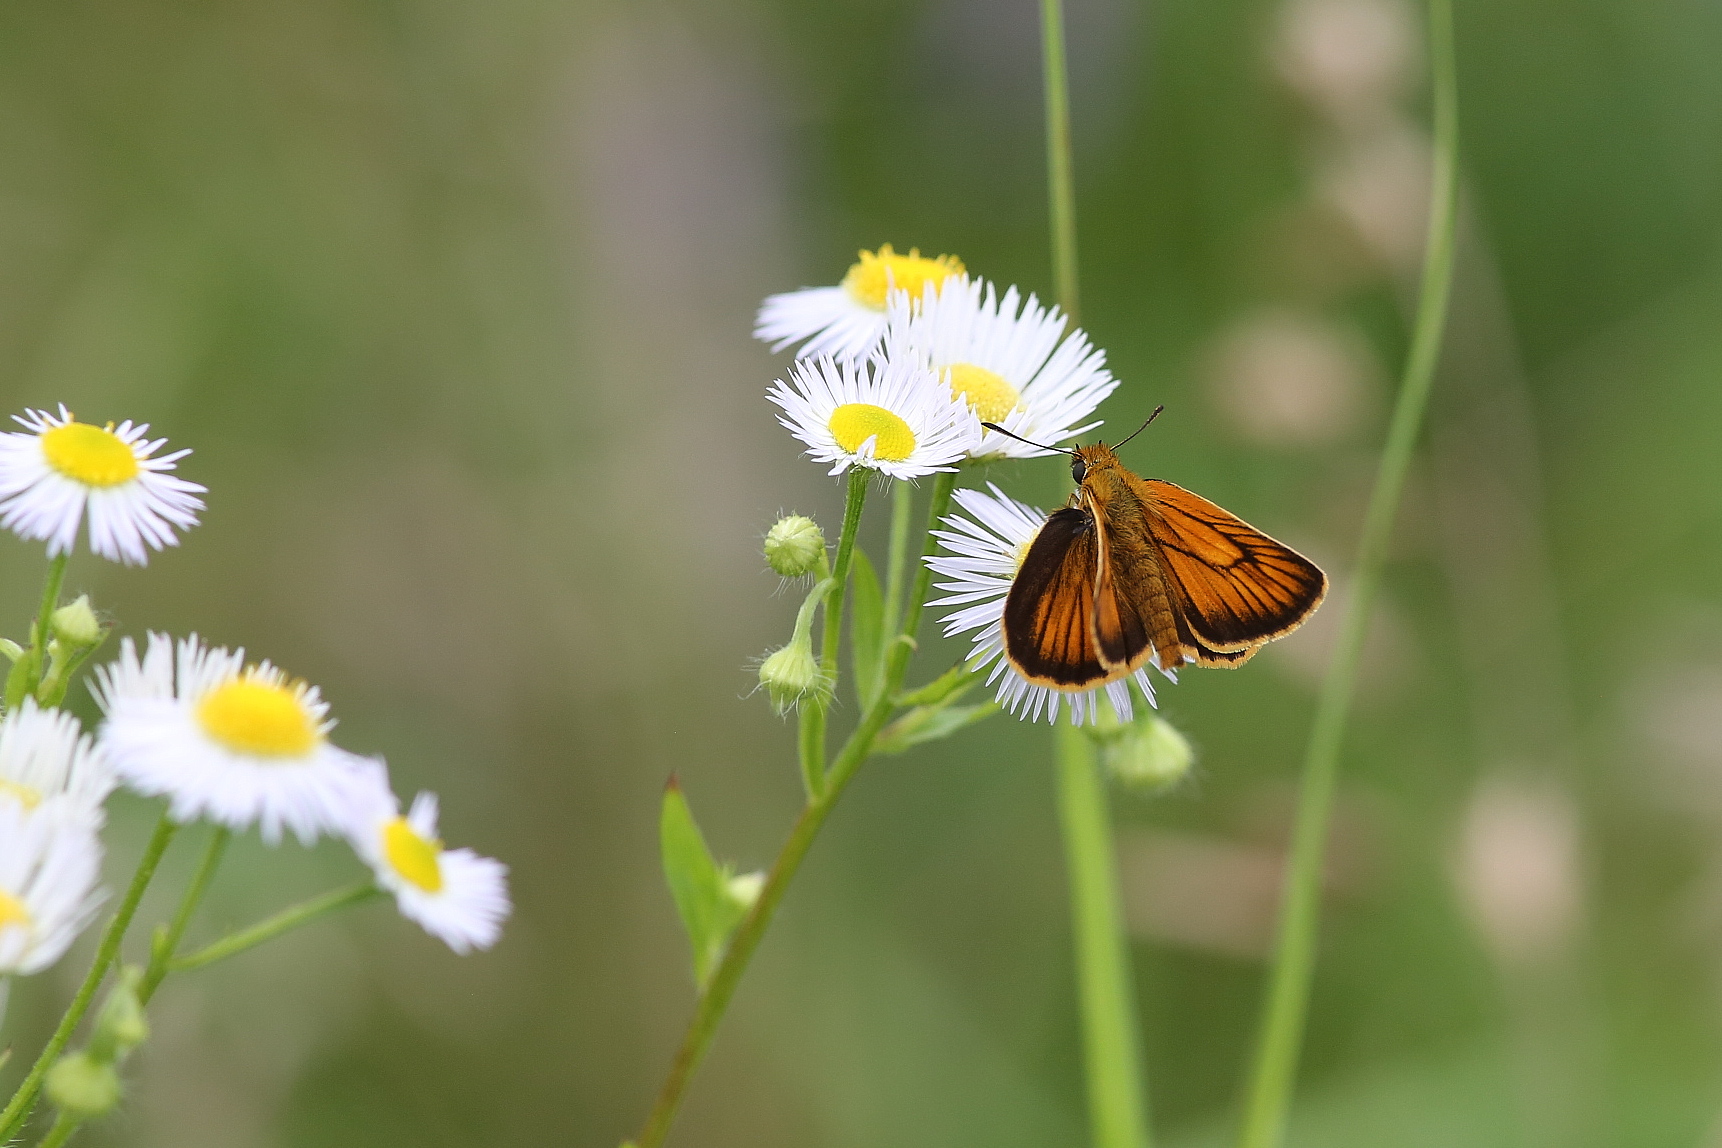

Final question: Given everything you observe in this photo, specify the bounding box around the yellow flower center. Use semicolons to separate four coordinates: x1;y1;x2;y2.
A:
0;778;42;809
196;677;318;757
1013;539;1033;572
829;403;917;461
0;888;31;934
841;244;964;310
383;817;445;893
41;422;140;488
946;363;1022;423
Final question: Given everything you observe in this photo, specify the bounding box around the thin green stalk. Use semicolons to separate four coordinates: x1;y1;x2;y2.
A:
6;553;67;709
633;472;953;1148
1234;4;1459;1146
36;1112;78;1148
880;480;915;637
1041;0;1080;324
170;883;383;974
1041;1;1151;1143
1058;723;1151;1148
140;827;230;1004
0;815;178;1142
789;579;836;800
801;470;871;796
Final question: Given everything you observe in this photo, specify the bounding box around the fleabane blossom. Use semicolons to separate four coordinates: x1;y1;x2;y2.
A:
0;800;104;976
0;700;114;825
343;766;510;955
755;245;965;361
883;277;1119;460
926;484;1162;724
0;407;204;565
768;354;983;479
92;633;372;845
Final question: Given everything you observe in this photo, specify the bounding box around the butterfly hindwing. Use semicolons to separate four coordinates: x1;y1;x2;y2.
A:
1139;478;1327;652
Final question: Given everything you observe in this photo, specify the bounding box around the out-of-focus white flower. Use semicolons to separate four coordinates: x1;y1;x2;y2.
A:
755;245;966;361
342;766;510;955
0;800;104;976
92;633;372;845
0;406;204;565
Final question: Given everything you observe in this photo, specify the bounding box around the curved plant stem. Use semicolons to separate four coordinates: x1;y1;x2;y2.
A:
170;883;383;973
36;1112;78;1148
1233;4;1459;1146
0;815;177;1142
633;471;955;1148
1058;723;1152;1148
140;827;230;1004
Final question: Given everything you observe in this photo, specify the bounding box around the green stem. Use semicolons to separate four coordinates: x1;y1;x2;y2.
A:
6;553;67;710
1058;723;1151;1148
1041;0;1081;324
1234;4;1459;1146
790;580;836;801
36;1113;78;1148
0;814;177;1142
801;470;870;796
1042;1;1150;1143
170;883;383;974
880;480;915;637
140;827;230;1004
633;471;953;1148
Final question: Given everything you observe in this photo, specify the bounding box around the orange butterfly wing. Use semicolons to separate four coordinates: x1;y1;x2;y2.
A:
1138;478;1327;656
1002;507;1113;689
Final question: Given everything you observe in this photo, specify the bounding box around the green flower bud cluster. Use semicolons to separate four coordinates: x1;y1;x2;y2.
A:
47;965;150;1121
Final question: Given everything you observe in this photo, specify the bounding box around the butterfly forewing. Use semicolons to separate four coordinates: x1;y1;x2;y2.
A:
1138;478;1327;652
1002;507;1110;688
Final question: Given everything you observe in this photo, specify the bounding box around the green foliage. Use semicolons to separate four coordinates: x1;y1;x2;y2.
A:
659;780;751;989
849;549;886;710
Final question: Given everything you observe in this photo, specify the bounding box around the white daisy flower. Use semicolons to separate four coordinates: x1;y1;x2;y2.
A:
755;245;966;361
0;406;205;565
0;800;104;976
926;484;1161;724
91;633;372;846
768;354;983;480
0;700;114;825
883;277;1119;460
343;767;509;955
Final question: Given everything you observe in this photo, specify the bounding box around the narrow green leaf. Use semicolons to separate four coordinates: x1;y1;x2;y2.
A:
874;703;999;755
850;549;885;709
896;660;979;708
659;779;730;986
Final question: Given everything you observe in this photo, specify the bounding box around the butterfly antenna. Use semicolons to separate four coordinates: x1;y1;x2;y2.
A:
980;422;1076;456
1111;405;1165;451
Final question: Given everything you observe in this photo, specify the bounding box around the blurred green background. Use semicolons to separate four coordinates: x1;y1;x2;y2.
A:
3;0;1722;1144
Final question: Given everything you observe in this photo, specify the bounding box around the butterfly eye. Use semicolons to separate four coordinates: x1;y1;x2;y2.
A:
1071;456;1088;484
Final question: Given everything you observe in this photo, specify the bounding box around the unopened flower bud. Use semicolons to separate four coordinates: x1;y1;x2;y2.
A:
764;515;825;577
90;966;149;1060
51;595;102;649
758;641;828;716
1105;716;1194;792
46;1052;121;1118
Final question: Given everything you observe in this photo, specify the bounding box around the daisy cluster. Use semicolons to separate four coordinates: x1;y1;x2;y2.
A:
756;245;1159;725
0;407;509;1014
